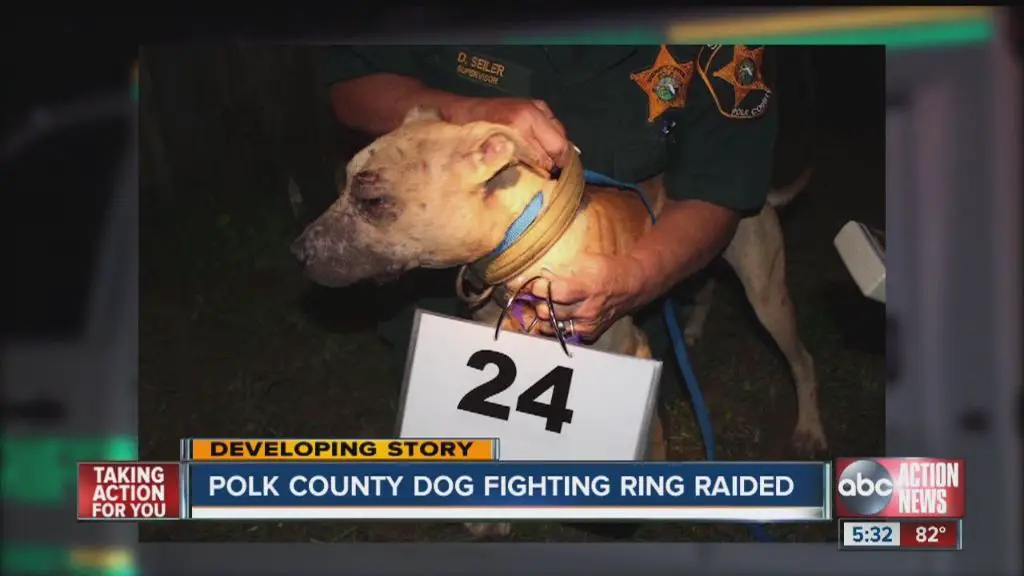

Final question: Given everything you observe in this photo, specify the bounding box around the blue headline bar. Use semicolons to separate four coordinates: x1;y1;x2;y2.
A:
188;461;828;510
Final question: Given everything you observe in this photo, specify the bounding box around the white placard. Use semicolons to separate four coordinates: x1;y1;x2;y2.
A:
397;310;662;461
834;221;886;303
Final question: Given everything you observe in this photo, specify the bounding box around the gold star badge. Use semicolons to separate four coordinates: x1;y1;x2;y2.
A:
712;45;770;106
631;45;694;123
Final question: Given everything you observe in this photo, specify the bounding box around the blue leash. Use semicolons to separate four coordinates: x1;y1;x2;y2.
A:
583;170;773;543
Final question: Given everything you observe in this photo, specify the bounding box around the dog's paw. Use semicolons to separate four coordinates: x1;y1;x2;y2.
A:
464;522;512;539
792;423;828;457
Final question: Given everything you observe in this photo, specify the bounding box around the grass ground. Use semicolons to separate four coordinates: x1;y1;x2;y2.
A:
139;52;885;543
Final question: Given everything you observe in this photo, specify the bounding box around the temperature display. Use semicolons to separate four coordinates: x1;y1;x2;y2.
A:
839;519;962;551
899;520;961;550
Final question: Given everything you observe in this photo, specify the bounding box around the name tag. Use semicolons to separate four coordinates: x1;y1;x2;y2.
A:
433;48;532;97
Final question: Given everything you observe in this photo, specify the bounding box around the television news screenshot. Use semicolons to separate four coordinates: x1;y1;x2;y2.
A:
131;41;895;542
5;6;1021;576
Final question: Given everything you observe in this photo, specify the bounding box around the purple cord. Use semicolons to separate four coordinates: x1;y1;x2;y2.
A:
505;294;583;345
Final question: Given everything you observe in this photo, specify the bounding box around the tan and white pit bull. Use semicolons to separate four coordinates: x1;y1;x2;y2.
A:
292;107;825;538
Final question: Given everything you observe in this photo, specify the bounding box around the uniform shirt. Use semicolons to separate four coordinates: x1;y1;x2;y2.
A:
319;45;778;215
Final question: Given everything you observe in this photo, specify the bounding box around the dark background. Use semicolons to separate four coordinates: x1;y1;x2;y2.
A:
132;45;885;543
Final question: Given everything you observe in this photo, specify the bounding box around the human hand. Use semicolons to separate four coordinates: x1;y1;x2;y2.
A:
445;97;569;173
520;254;647;342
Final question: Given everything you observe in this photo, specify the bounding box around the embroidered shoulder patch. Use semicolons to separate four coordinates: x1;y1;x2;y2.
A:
630;45;695;123
697;45;772;120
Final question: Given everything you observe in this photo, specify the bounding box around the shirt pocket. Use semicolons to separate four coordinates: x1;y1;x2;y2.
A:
608;114;668;183
612;141;667;183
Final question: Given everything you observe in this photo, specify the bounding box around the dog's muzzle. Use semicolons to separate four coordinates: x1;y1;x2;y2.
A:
292;222;405;288
290;235;314;265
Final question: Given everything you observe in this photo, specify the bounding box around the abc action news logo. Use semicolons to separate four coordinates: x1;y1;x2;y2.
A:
834;458;965;518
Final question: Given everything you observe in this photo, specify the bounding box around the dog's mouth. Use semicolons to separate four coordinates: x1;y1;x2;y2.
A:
294;243;406;288
365;257;417;285
371;269;404;284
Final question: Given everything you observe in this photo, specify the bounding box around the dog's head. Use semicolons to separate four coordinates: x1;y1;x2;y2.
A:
292;107;551;287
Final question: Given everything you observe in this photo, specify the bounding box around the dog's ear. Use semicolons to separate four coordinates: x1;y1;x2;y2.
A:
402;106;442;125
466;124;552;178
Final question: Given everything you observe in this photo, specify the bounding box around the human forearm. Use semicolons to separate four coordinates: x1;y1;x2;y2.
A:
329;73;469;135
629;199;740;307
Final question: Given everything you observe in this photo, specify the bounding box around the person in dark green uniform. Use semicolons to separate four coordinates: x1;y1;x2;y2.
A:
317;45;777;376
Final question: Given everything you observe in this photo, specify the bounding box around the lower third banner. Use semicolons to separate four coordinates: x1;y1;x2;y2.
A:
186;461;830;521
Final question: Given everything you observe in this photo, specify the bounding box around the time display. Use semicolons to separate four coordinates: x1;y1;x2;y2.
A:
841;521;901;548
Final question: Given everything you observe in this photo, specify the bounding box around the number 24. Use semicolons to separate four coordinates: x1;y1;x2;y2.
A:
458;350;575;433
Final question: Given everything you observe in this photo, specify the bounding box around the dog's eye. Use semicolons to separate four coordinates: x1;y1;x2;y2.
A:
355;195;392;219
351;170;386;200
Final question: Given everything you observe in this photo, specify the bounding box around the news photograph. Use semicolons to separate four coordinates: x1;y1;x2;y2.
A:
137;44;886;542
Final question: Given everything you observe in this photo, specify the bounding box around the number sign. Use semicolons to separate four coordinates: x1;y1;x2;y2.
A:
397;310;663;461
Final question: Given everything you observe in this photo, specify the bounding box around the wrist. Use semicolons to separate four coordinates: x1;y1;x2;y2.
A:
435;93;478;124
626;252;662;307
623;255;654;306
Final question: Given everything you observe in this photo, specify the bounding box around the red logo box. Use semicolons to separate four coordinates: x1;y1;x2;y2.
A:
78;462;181;520
834;458;965;518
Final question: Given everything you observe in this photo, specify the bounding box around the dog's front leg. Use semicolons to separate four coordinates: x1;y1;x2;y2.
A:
462;301;515;539
630;329;667;461
683;278;716;346
464;520;512;539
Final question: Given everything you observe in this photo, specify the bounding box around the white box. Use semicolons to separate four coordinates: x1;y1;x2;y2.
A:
834;221;886;304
